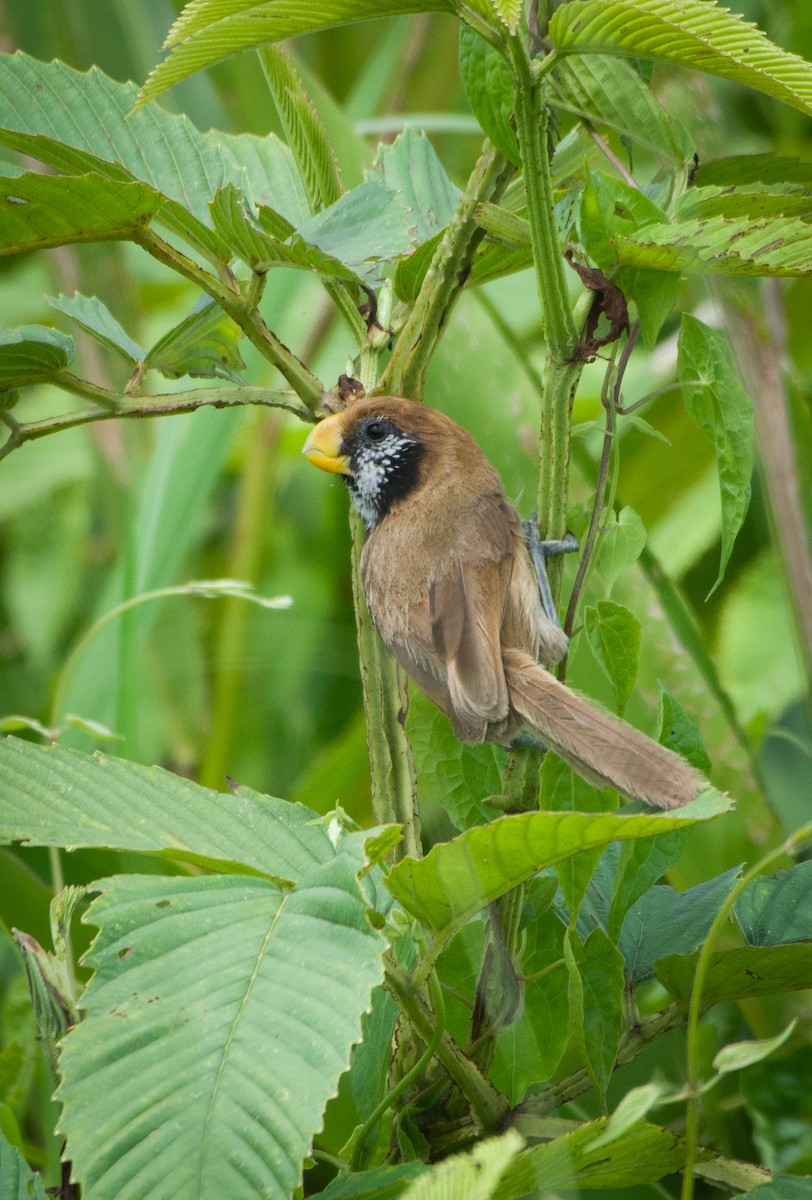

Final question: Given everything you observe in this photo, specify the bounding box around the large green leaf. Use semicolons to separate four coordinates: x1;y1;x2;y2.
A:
374;128;461;243
549;53;692;163
573;927;625;1103
550;0;812;118
58;863;385;1200
0;53;306;256
0;325;74;391
694;154;812;189
0;735;334;878
498;1119;688;1195
613;214;812;276
458;26;520;166
385;792;730;939
0;172;164;257
676;183;812;223
678;314;753;592
140;1;465;107
655;943;812;1005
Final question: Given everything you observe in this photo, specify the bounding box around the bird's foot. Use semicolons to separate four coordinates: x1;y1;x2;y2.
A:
522;517;579;629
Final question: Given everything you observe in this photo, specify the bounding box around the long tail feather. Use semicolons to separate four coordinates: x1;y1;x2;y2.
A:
503;649;705;810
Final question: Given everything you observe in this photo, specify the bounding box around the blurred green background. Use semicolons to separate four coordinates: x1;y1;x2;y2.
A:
1;0;811;1183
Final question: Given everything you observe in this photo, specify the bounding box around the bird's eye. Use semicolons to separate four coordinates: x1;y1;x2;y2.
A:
365;420;388;441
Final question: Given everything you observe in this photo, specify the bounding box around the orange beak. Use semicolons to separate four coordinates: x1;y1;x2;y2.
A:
302;413;351;476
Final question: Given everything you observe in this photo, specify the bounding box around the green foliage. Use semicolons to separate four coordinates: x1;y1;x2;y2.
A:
1;0;811;1197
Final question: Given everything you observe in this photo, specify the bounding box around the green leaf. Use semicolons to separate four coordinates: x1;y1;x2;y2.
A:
741;1175;812;1199
0;53;305;257
658;686;712;773
0;735;335;878
574;928;625;1103
656;944;812;1005
616;266;680;348
385;792;730;940
678;313;753;593
550;54;692;163
0;1132;48;1200
588;1084;667;1151
676;184;812;223
374;128;462;242
0;325;74;391
714;1020;796;1074
488;0;520;35
619;865;741;983
399;1131;523;1200
694;154;812;189
296;175;417;283
140;1;463;107
613;214;812;276
540;756;612;921
45;293;145;364
605;826;687;942
591;506;648;590
258;44;341;213
459;27;520;166
498;1119;687;1195
736;861;812;946
406;689;505;830
58;863;385;1200
584;600;641;716
311;1162;425;1199
145;302;245;381
578;171;667;272
0;172;165;258
550;0;812;118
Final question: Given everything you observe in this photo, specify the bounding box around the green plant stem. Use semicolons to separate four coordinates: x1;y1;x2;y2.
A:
680;821;812;1200
0;388;315;463
350;968;446;1170
384;961;509;1131
136;228;326;409
509;37;582;601
382;139;514;400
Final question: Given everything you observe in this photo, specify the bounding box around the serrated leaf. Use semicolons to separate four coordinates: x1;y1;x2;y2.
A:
656;942;812;1006
678;314;753;593
736;860;812;946
0;172;165;258
578;171;668;272
694;154;812;189
297;175;417;283
498;1119;687;1195
46;293;145;364
0;53;305;257
0;325;74;390
714;1020;796;1074
613;214;812;276
385;792;730;939
550;0;812;118
0;734;336;878
145;301;245;381
584;600;641;716
58;863;384;1200
396;1132;522;1199
0;1133;48;1200
459;26;520;166
550;54;692;162
677;183;812;223
619;865;740;983
258;44;341;213
374;127;462;242
140;2;463;107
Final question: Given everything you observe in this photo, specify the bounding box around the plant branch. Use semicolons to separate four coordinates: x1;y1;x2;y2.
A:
384;960;509;1132
136;227;326;410
382;139;515;400
0;388;317;463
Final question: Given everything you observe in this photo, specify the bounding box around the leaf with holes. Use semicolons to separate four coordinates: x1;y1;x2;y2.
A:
613;214;812;276
57;863;385;1200
550;0;812;117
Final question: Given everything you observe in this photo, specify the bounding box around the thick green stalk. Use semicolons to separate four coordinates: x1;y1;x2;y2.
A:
509;38;583;600
382;140;514;400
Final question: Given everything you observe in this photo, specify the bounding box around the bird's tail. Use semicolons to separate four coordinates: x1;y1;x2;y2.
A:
502;649;706;810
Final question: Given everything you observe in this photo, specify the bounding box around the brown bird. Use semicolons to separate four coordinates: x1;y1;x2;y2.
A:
303;397;705;809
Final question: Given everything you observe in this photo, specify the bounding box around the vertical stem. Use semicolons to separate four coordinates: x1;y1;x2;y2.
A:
509;38;583;603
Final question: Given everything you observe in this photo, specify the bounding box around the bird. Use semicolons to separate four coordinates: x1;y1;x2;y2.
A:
302;396;706;810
